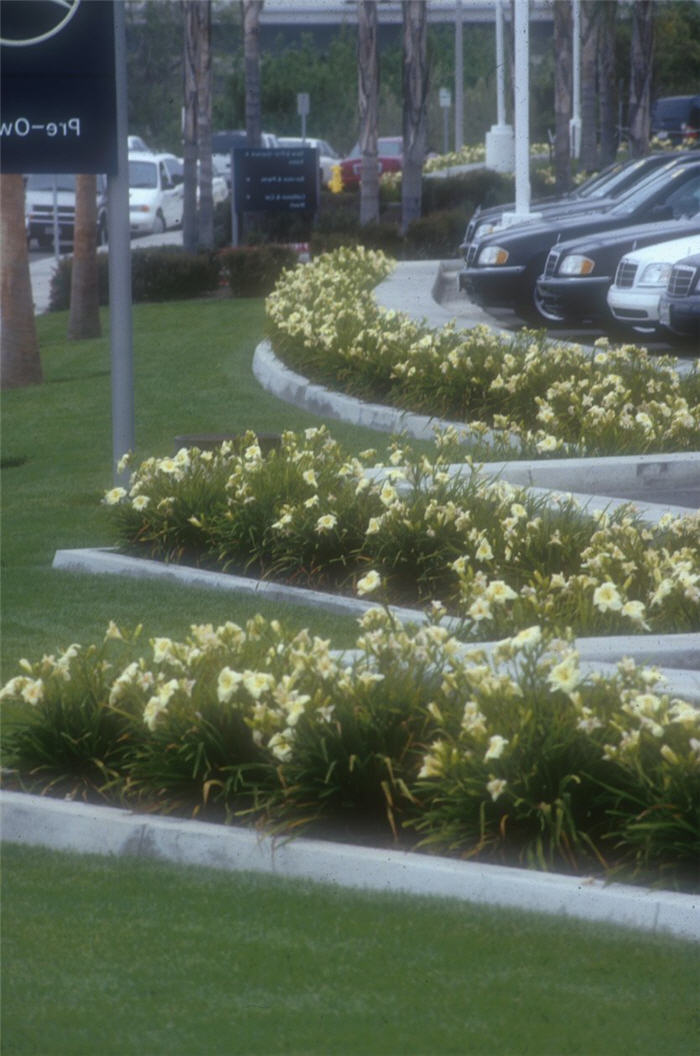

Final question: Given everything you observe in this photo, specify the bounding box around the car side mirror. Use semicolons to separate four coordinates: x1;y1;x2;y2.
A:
171;173;184;186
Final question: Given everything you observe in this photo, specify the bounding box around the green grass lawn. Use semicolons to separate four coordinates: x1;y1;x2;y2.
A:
3;843;699;1056
1;299;394;677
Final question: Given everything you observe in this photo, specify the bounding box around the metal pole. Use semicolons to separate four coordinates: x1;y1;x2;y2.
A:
454;0;463;151
495;0;505;127
513;0;530;217
52;175;60;261
107;0;134;483
570;0;582;158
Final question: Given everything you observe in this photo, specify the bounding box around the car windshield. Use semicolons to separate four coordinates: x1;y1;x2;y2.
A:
582;156;668;200
129;161;157;189
26;174;76;192
608;160;697;215
378;139;402;156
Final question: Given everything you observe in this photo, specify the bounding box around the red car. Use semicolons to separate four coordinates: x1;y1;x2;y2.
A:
339;136;403;189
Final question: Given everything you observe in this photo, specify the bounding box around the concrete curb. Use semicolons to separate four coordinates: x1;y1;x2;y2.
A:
51;548;700;684
2;791;697;941
253;340;699;516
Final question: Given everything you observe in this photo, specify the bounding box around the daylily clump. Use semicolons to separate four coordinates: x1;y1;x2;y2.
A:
105;428;700;640
2;615;698;885
265;247;700;457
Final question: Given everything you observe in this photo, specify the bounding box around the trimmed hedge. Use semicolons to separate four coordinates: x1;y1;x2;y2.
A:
49;247;221;311
219;244;300;297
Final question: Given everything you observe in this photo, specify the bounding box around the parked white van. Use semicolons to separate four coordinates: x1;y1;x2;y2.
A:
128;151;183;235
607;229;700;331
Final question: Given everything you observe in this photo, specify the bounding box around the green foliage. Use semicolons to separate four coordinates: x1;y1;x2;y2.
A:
219;244;299;297
130;247;221;302
49;253;110;311
3;616;699;888
421;169;514;215
125;0;184;153
104;427;700;641
405;209;469;260
49;248;221;310
267;247;700;457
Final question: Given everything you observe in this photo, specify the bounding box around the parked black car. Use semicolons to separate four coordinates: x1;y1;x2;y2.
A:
533;216;700;325
461;152;679;250
459;155;700;324
658;252;700;340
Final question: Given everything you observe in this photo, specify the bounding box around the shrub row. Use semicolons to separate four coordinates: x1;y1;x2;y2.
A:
3;615;698;890
49;244;300;310
105;429;700;642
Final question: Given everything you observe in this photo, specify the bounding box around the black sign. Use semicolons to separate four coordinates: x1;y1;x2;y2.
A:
234;148;319;213
0;0;117;174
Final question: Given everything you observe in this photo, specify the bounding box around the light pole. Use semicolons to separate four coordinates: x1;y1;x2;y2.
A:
454;0;463;151
569;0;582;158
485;0;514;174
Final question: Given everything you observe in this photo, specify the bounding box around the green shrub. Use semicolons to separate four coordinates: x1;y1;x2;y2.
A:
49;247;221;310
130;247;221;302
421;168;514;214
49;254;110;311
219;244;299;297
405;209;469;259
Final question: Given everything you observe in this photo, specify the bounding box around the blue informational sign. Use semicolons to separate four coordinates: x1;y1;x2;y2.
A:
234;148;319;213
0;0;118;173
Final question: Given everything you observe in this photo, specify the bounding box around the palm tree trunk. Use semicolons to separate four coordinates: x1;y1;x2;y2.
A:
196;0;214;249
68;174;101;340
628;0;654;158
1;174;42;389
358;0;379;226
597;1;618;166
183;0;199;251
243;1;263;149
553;0;573;195
401;0;428;235
580;0;598;172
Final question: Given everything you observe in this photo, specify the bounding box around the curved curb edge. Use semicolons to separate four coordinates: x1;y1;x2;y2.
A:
2;790;697;942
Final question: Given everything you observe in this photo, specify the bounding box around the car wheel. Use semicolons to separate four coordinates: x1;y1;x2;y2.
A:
97;218;109;246
153;211;166;234
531;284;569;328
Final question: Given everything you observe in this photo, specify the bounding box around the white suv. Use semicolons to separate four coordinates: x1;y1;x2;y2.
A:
25;173;108;250
607;228;700;331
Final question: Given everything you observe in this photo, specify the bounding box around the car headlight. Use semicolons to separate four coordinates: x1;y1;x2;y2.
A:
559;254;595;276
639;262;672;286
475;219;500;238
477;245;509;266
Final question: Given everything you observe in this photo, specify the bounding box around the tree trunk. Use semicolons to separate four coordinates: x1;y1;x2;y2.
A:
579;0;598;172
628;0;654;158
1;175;42;389
401;0;428;235
597;0;618;166
183;0;199;251
358;0;379;226
196;0;214;249
68;174;101;340
553;0;573;194
243;1;263;149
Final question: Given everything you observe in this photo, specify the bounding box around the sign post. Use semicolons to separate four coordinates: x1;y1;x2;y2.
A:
297;92;310;141
1;0;133;482
439;87;451;154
